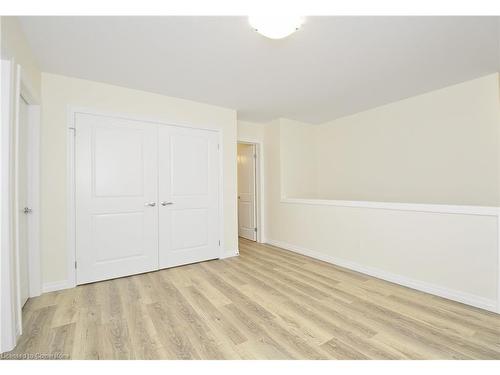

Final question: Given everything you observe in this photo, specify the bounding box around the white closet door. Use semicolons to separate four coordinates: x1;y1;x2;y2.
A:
75;114;159;284
158;126;219;269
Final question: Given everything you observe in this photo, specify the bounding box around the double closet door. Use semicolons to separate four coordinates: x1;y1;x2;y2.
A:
75;113;220;285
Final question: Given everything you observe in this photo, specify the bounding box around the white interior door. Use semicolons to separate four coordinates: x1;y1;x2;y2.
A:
75;114;159;284
18;96;30;306
158;126;220;268
237;143;257;241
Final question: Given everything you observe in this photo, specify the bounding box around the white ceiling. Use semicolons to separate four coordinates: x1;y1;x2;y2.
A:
19;16;500;124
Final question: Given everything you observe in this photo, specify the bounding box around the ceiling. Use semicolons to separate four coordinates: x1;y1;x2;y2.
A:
19;16;500;124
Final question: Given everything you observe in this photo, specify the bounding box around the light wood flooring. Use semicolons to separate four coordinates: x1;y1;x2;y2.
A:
5;238;500;359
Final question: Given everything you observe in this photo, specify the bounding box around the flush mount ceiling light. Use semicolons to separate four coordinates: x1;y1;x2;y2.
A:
248;16;305;39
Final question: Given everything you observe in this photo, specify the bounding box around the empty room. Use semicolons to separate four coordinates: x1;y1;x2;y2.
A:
1;4;500;370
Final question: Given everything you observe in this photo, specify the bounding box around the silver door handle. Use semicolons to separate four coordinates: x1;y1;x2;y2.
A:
161;201;174;206
23;207;32;214
145;202;156;207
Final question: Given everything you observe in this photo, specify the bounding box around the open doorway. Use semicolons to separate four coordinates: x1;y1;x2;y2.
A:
237;142;259;241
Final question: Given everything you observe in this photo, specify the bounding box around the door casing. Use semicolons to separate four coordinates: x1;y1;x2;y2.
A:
17;96;30;306
237;143;257;240
15;75;42;301
237;140;264;243
66;107;225;289
16;75;42;300
1;60;41;353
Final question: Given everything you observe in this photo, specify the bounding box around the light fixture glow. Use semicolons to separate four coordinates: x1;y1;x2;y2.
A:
248;16;304;39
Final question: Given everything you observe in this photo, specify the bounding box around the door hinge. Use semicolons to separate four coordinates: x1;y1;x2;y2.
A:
254;153;257;159
74;261;77;269
254;228;257;232
217;144;220;150
218;240;221;246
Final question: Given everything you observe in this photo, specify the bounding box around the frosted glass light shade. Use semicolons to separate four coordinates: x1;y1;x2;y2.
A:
248;16;305;39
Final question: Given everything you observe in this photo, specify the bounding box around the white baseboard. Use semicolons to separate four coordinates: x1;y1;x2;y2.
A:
42;280;73;293
40;250;241;294
220;248;239;259
266;239;498;314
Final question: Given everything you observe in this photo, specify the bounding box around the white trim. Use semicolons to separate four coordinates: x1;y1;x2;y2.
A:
9;63;43;343
67;106;222;133
217;131;226;258
66;110;76;288
281;197;499;216
19;75;42;299
0;60;41;353
20;79;42;290
237;141;258;242
42;280;74;294
237;137;265;243
19;74;40;106
219;249;239;259
1;59;17;353
66;106;225;288
266;239;498;313
26;105;41;298
12;64;22;337
497;216;500;313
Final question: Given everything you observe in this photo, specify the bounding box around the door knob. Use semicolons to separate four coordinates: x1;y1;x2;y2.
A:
145;202;156;207
23;207;32;214
161;201;174;206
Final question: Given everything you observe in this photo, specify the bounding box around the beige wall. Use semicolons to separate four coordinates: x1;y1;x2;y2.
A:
280;119;318;198
277;74;500;206
315;74;500;206
257;120;498;310
238;118;318;198
1;16;41;98
237;75;500;310
41;73;238;284
237;120;266;141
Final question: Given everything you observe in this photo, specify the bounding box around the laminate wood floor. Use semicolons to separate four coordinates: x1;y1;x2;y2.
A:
5;238;500;359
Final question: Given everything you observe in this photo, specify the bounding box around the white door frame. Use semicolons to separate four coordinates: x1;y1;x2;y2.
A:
1;59;18;353
18;74;42;300
237;139;264;243
0;60;41;352
14;68;42;325
66;107;224;289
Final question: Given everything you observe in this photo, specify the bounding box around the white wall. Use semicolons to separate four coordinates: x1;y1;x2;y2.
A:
41;73;238;285
315;74;500;205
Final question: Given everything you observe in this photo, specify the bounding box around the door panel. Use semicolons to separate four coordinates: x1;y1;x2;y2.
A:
158;126;219;268
237;143;256;241
93;127;145;197
171;134;209;196
92;212;146;262
75;114;158;284
171;208;208;249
